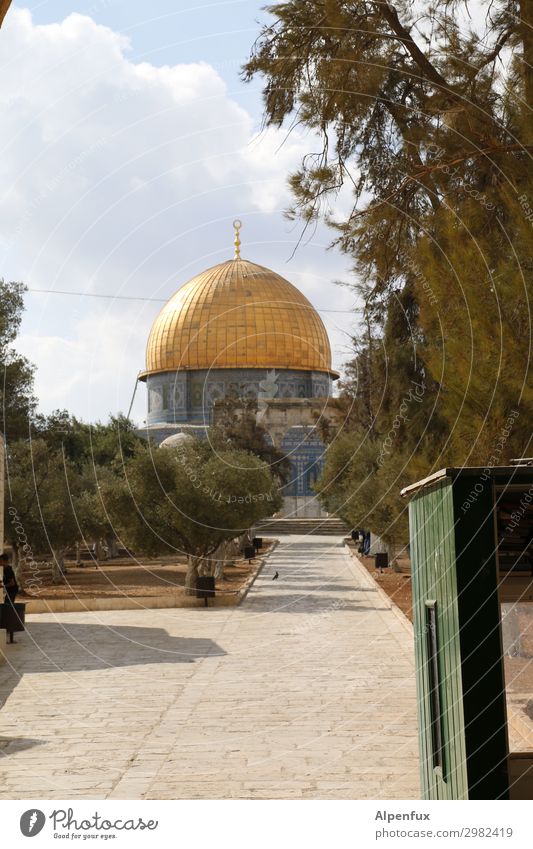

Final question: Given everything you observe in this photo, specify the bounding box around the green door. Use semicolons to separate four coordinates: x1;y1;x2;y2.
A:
410;478;468;799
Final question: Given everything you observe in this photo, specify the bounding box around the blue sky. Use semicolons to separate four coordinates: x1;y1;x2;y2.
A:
1;3;356;423
26;0;267;100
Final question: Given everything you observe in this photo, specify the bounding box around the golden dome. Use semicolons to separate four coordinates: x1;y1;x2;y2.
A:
141;257;338;378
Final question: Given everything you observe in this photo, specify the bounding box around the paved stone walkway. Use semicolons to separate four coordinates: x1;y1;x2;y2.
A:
0;536;419;799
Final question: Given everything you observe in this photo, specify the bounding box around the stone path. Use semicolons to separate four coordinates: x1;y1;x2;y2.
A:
0;536;419;799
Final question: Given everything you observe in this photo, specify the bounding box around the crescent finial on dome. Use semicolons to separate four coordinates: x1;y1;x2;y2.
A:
233;219;242;260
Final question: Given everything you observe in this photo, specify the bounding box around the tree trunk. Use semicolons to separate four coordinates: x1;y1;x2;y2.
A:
11;544;21;585
106;538;119;558
386;539;398;570
212;539;231;581
185;555;201;596
51;550;66;584
520;0;533;142
237;530;252;554
13;545;42;594
198;557;214;577
75;542;81;566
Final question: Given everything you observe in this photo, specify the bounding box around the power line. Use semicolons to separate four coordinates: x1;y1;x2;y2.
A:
26;287;356;315
27;287;166;304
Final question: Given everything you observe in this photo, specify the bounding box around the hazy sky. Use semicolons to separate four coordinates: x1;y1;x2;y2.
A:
0;3;356;424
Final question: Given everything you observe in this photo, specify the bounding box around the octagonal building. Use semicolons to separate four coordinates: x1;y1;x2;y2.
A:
139;225;338;516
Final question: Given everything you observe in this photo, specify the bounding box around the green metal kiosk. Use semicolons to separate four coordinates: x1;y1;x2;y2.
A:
402;466;533;800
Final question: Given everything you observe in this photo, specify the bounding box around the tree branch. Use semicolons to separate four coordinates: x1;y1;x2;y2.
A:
467;28;513;79
379;2;458;99
0;0;12;28
346;143;533;224
519;0;533;142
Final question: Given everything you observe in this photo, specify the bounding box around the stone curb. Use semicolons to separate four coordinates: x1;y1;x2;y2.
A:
22;545;276;615
343;539;414;636
239;539;279;603
345;542;533;756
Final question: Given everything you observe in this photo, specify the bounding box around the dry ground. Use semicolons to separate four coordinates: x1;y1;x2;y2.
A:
18;544;273;602
345;540;413;622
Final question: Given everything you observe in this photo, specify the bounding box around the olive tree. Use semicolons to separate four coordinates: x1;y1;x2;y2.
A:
103;439;282;592
5;439;85;584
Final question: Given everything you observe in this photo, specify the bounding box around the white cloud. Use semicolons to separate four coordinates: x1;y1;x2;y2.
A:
1;8;355;421
17;303;154;423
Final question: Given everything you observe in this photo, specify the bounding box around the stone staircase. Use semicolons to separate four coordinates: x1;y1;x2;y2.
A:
255;517;350;536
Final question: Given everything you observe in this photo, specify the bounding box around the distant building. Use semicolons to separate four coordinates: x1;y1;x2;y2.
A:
138;222;340;517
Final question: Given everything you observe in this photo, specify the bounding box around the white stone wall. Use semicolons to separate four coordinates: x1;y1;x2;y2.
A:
281;496;326;518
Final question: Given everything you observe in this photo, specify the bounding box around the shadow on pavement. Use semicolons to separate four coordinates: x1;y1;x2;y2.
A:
22;621;226;670
0;622;226;717
260;583;378;593
0;735;43;758
244;593;382;612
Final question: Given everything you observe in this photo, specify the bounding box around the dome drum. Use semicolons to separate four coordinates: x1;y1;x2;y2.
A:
145;367;333;426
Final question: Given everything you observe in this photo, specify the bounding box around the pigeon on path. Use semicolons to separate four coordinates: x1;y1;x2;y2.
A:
272;571;279;580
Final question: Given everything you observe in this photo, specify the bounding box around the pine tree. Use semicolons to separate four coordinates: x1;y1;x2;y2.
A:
245;1;533;541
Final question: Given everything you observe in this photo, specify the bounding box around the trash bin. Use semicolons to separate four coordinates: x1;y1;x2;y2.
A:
0;602;26;643
375;552;389;570
253;537;263;551
196;576;215;607
244;545;256;560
